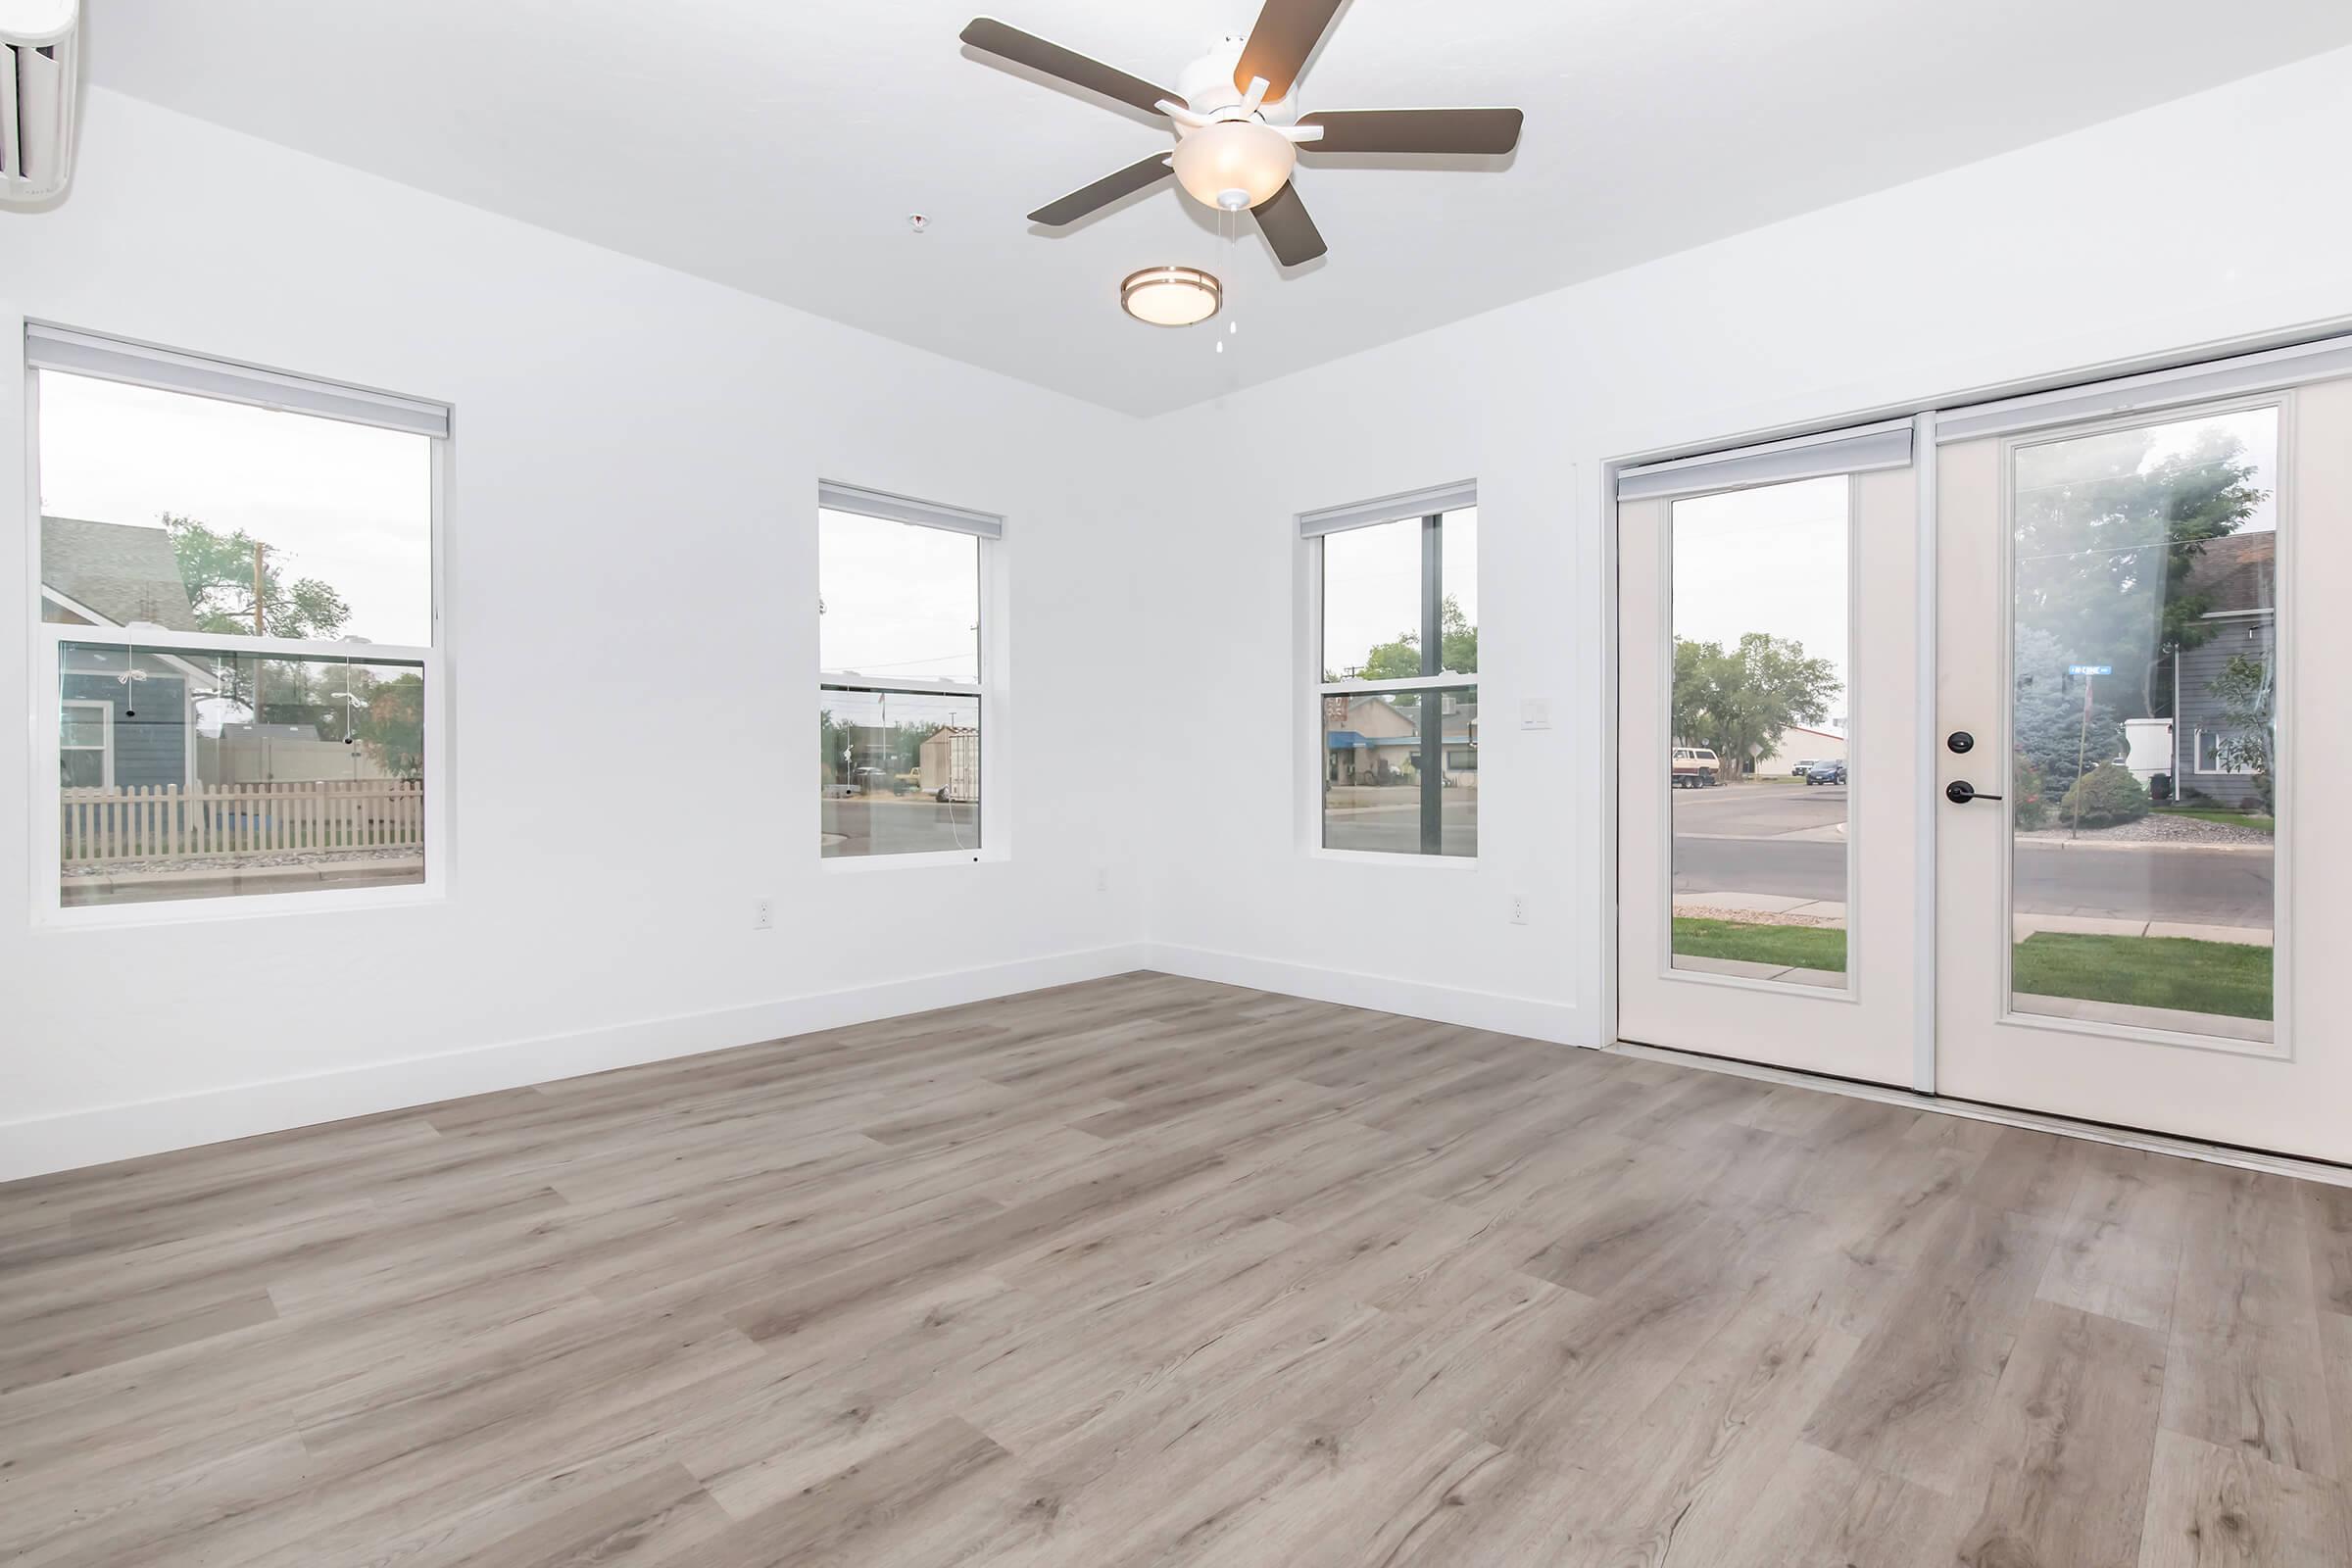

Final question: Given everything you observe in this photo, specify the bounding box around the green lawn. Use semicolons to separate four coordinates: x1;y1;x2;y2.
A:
1670;920;2271;1021
2154;806;2275;834
2013;932;2272;1021
1672;917;1846;972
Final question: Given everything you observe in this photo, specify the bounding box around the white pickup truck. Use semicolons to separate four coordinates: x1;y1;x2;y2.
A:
1671;747;1721;788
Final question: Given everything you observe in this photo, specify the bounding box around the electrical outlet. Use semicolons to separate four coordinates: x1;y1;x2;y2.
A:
753;898;775;931
1508;894;1530;926
1095;868;1110;894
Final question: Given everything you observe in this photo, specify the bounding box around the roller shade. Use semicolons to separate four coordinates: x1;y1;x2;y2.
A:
819;480;1003;540
1936;331;2352;444
1616;421;1911;503
1298;479;1477;538
25;323;450;439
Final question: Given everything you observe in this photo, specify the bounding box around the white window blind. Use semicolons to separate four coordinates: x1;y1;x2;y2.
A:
1936;331;2352;444
25;324;451;440
1298;479;1477;539
819;480;1004;540
1616;421;1911;503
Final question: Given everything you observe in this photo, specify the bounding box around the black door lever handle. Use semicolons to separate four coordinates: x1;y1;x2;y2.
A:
1945;781;2004;805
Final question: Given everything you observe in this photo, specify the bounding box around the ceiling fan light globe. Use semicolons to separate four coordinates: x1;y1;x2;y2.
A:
1171;120;1295;213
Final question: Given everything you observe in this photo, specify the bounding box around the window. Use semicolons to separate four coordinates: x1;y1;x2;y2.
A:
60;700;112;788
30;325;445;916
2195;728;2258;775
1308;490;1477;857
816;484;998;860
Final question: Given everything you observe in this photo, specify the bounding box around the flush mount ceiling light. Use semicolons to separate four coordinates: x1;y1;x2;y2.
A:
960;2;1525;268
1120;265;1221;327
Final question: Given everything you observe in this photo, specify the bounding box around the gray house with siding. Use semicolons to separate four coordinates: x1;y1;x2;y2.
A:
42;516;208;791
2172;531;2276;811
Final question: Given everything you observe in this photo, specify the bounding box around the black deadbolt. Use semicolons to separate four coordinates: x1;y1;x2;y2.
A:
1947;730;1975;755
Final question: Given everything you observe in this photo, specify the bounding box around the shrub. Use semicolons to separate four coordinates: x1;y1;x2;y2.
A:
2012;754;2048;830
2058;761;2151;828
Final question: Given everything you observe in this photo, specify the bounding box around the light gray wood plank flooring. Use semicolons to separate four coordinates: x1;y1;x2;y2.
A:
3;972;2347;1566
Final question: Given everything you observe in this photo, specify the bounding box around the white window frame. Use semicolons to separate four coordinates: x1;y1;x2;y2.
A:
23;322;452;927
1299;485;1480;864
816;485;1004;871
2193;727;2259;777
59;697;113;788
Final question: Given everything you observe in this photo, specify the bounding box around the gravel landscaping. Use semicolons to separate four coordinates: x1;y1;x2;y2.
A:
1672;903;1840;928
62;848;424;880
2018;814;2272;847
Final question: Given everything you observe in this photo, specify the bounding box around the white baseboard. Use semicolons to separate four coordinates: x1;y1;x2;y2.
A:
0;943;1152;1182
1141;942;1591;1047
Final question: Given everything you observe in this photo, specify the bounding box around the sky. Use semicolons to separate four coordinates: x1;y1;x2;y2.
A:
817;509;980;686
1664;409;2278;737
1673;475;1851;730
1322;509;1478;680
37;371;434;647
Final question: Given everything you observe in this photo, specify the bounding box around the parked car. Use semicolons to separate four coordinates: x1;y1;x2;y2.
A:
1804;760;1847;786
1671;747;1721;788
1788;760;1819;777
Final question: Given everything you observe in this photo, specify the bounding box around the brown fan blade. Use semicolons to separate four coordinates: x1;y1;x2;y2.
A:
960;18;1177;117
1298;108;1524;155
1233;0;1346;103
1251;180;1327;267
1028;154;1173;225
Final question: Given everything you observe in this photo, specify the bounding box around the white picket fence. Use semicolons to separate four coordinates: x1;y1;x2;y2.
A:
60;779;425;866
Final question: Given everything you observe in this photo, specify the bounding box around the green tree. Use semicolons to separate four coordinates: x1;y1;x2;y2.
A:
2013;425;2265;719
165;513;352;641
351;671;425;780
1351;596;1477;681
1671;633;1839;780
2011;625;2123;794
2206;651;2276;811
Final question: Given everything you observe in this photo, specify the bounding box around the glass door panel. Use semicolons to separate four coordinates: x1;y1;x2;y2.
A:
2005;409;2278;1044
1670;476;1853;990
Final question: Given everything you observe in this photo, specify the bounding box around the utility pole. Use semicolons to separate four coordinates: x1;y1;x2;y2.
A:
251;542;267;636
2072;668;2094;839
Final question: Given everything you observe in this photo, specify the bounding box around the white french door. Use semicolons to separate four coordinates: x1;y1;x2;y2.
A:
1934;368;2351;1163
1618;341;2352;1165
1616;424;1925;1088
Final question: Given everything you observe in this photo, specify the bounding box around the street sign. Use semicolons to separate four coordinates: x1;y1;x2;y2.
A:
2068;663;2113;675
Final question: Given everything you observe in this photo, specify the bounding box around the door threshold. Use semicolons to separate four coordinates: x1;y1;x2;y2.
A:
1607;1038;2352;1189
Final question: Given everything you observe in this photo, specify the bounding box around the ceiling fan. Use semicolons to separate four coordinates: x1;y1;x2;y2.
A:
960;1;1524;267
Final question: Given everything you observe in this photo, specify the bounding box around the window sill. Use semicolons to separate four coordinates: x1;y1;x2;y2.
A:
819;847;1004;873
34;882;446;931
1305;847;1480;869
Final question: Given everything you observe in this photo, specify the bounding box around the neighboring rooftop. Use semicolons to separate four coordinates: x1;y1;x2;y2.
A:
40;516;203;632
2182;530;2277;615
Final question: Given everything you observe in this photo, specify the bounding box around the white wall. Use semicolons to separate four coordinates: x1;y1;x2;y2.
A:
0;89;1153;1177
1134;45;2352;1044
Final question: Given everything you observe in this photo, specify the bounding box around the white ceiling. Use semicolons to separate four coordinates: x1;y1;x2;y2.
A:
86;1;2352;416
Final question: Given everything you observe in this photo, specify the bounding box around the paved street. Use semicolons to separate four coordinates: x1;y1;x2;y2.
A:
1672;782;2274;928
1323;792;1479;856
821;795;980;857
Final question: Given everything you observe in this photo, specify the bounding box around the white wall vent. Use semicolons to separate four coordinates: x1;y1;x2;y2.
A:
2;0;78;206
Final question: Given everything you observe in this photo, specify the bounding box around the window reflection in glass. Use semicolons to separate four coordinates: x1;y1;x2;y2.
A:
57;641;427;908
819;688;980;858
2007;408;2278;1043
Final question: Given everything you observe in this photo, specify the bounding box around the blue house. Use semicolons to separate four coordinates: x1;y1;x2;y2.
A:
43;515;210;791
